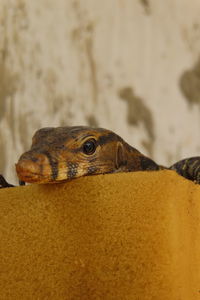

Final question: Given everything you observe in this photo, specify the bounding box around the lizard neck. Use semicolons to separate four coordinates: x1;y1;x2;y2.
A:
120;142;160;172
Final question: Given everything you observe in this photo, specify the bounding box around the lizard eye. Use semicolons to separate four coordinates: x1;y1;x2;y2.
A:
82;139;97;155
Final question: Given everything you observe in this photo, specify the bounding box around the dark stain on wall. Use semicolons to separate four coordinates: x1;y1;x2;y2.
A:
118;86;155;155
0;63;18;122
43;69;74;123
0;61;18;172
139;0;151;14
0;131;6;174
0;6;19;146
60;96;74;126
179;57;200;105
0;6;22;173
44;69;60;115
18;112;32;151
86;115;98;127
85;23;98;104
71;1;98;104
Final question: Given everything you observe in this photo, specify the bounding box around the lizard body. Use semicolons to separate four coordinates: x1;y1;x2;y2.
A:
13;126;199;185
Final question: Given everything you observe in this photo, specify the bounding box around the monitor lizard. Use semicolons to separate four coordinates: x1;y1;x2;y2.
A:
0;126;199;188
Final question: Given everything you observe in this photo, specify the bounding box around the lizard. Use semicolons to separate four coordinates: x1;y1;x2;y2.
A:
0;126;199;188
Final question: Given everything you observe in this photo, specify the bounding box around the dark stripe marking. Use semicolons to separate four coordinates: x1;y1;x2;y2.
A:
140;156;160;171
97;133;120;146
67;162;78;179
87;165;99;175
42;151;59;180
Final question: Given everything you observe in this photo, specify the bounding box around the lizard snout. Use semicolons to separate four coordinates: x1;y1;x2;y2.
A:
16;153;51;183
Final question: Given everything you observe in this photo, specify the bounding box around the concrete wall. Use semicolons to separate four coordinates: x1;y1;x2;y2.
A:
0;0;199;183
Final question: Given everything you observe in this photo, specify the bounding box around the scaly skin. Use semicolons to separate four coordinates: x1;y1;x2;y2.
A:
15;126;200;185
15;126;160;184
0;126;199;187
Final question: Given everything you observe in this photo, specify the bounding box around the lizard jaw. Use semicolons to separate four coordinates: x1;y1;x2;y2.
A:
15;155;52;183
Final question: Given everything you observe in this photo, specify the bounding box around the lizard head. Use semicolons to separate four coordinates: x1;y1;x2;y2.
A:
15;126;132;184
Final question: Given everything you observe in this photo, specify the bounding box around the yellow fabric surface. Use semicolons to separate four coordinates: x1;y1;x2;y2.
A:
0;170;200;300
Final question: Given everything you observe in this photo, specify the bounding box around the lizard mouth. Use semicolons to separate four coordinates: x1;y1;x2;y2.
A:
15;155;81;184
15;154;53;183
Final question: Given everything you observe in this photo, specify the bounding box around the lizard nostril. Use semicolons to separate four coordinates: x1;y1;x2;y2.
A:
30;154;49;164
31;157;39;162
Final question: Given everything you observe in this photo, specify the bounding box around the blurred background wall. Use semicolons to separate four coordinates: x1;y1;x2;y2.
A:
0;0;199;184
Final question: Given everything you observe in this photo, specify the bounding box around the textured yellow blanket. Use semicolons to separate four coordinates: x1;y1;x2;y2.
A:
0;170;200;300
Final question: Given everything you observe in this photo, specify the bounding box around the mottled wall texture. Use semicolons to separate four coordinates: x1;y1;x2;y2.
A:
0;0;199;183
